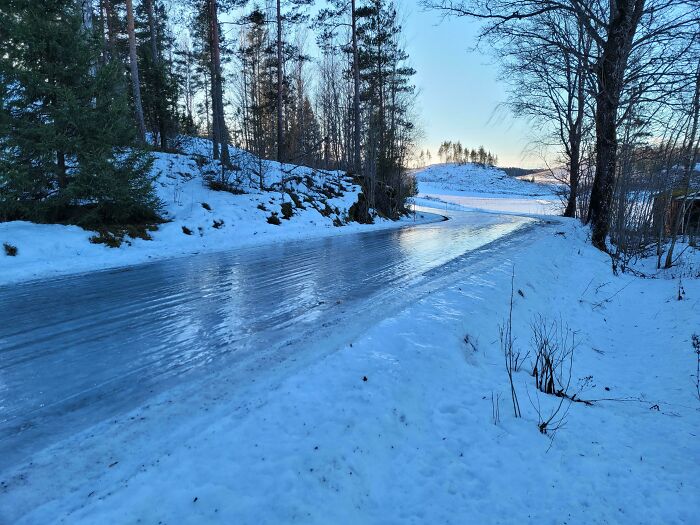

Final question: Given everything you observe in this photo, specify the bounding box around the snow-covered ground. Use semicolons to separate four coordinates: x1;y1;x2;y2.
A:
414;163;563;215
0;138;436;285
0;159;563;286
2;159;699;523
2;215;699;524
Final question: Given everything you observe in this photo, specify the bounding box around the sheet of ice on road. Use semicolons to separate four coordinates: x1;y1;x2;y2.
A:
0;208;533;469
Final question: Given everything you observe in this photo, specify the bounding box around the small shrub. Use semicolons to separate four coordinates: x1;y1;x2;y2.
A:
530;315;577;395
192;154;208;168
501;269;521;418
281;202;294;220
201;202;212;211
491;392;501;425
257;203;268;211
89;230;122;248
182;226;193;235
3;242;18;256
125;224;152;241
267;213;281;225
348;193;373;224
213;219;224;229
89;224;156;248
287;191;304;209
206;178;246;194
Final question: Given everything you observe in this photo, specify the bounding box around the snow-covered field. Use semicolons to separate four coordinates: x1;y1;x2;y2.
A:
2;216;699;524
2;159;699;523
0;139;435;285
414;163;563;215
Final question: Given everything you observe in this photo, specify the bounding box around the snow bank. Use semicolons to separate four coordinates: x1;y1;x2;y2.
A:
0;139;436;285
3;218;699;524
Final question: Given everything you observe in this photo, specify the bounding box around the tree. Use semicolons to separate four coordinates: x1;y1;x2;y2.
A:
316;0;362;172
276;0;284;161
486;10;593;217
207;0;230;164
173;36;203;135
357;0;417;217
663;59;700;268
423;0;699;250
0;0;159;226
126;0;147;142
137;0;179;149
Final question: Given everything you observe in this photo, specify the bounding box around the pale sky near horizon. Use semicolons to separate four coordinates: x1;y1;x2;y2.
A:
400;1;546;169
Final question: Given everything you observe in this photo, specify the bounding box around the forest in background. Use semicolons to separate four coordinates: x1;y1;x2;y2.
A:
0;0;418;227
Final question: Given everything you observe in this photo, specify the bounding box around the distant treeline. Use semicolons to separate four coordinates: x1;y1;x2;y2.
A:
415;141;498;168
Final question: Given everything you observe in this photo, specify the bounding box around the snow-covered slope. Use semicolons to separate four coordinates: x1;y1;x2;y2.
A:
413;163;563;215
0;138;433;285
415;163;560;197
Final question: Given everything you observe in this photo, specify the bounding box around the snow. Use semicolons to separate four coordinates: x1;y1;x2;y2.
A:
413;163;563;215
0;139;437;286
0;208;532;470
2;214;699;524
415;162;559;197
2;158;699;523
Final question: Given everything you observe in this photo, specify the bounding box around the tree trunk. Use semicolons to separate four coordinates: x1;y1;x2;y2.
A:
664;61;700;268
352;0;361;174
126;0;147;143
208;0;220;159
103;0;117;62
564;139;580;217
145;0;165;148
208;0;229;165
276;0;284;162
587;0;645;251
146;0;159;66
57;151;67;190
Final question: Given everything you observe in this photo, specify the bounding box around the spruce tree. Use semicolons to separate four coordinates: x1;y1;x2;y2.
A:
0;0;160;227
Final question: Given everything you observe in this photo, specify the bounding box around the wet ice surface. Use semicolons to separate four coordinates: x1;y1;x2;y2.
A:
0;208;533;470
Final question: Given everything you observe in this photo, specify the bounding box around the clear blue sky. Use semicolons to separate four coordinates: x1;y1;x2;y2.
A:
400;0;543;168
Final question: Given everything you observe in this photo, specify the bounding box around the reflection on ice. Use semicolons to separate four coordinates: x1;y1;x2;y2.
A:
0;207;533;469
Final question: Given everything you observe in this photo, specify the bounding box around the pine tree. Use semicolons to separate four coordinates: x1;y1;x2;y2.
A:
0;0;160;226
136;0;179;149
477;145;487;165
356;0;416;217
173;38;202;135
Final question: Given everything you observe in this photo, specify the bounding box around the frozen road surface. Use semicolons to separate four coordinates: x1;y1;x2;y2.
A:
0;208;534;471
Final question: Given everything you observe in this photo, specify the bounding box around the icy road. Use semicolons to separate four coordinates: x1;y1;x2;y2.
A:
0;208;534;471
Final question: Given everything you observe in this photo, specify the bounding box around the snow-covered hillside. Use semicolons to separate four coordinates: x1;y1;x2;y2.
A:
415;163;560;197
4;218;698;524
0;138;434;285
413;163;563;215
